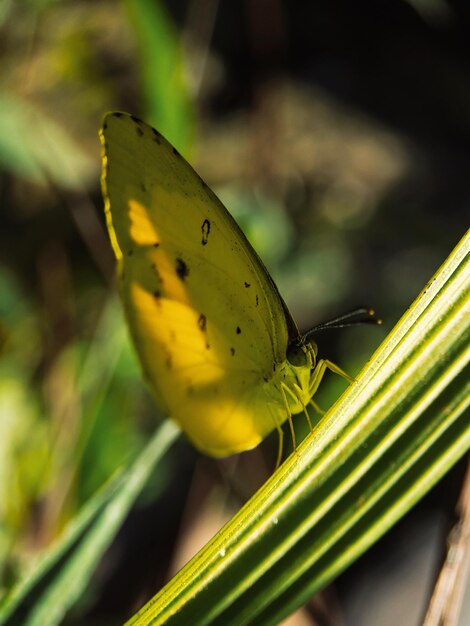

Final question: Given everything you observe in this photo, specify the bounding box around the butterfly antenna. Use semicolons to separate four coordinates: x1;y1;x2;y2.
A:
299;307;382;345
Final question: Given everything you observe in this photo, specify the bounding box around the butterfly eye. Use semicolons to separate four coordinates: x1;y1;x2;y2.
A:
286;343;308;367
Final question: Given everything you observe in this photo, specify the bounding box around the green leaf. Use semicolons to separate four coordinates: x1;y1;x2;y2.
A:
126;230;470;626
125;0;194;155
0;421;180;626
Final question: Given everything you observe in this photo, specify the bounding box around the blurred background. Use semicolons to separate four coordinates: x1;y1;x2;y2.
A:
0;1;468;624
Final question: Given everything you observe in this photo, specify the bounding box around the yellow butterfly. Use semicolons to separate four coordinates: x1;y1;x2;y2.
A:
100;112;351;462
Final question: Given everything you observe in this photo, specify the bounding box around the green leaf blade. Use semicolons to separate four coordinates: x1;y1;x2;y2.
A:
0;421;180;626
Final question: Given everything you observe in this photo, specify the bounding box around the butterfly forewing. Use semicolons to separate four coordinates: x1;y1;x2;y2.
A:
100;112;296;454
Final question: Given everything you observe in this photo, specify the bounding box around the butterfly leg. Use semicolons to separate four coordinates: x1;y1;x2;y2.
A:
309;398;325;416
291;383;314;431
282;381;317;453
266;400;286;469
274;422;284;471
280;383;298;457
308;358;354;402
323;359;355;384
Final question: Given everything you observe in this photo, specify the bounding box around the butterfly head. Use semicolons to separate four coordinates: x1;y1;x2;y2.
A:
286;338;318;370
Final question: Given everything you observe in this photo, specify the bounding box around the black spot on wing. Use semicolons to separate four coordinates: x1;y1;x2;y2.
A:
198;313;207;332
244;282;251;288
150;262;163;285
136;126;144;137
153;290;161;298
175;258;189;280
201;219;211;245
153;242;160;248
230;347;235;356
114;112;124;119
172;147;180;156
130;114;143;125
128;249;134;256
236;326;241;334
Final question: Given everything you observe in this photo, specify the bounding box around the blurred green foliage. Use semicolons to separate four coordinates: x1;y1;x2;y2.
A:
125;0;194;153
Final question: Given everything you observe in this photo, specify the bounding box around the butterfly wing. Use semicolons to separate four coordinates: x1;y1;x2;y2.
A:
100;112;299;455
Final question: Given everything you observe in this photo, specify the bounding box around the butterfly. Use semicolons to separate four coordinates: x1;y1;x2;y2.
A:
100;112;354;463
